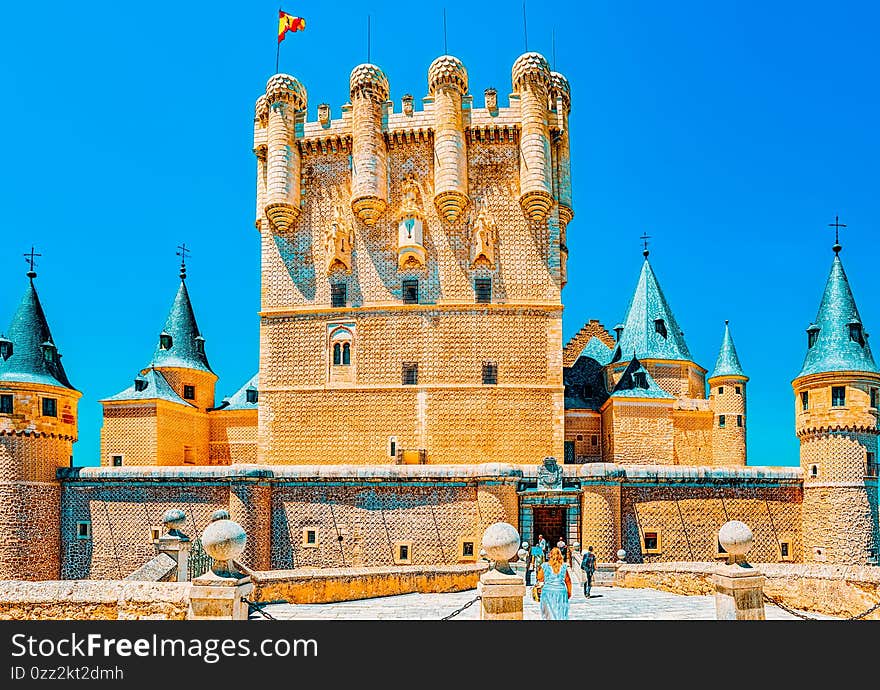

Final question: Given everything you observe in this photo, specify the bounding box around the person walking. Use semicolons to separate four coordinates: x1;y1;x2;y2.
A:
538;534;548;560
557;537;567;564
581;545;596;598
524;541;534;586
535;547;571;620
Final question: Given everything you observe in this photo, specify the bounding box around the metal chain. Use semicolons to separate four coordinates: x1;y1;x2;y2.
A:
241;597;278;620
762;592;880;621
440;595;481;620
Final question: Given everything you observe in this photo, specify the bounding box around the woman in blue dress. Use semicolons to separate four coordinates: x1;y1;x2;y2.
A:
536;547;571;620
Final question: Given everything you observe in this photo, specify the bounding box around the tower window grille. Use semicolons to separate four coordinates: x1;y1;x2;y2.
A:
0;394;12;414
402;279;419;304
482;361;498;385
42;397;57;417
832;386;846;407
474;278;492;304
402;362;418;385
331;283;347;308
183;385;196;400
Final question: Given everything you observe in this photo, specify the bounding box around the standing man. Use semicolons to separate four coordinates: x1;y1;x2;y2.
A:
581;545;596;598
524;541;534;586
538;533;548;561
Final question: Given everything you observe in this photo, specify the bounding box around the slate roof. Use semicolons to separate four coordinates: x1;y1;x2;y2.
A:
609;355;674;399
612;258;692;363
0;276;75;389
577;336;613;366
215;374;259;411
150;280;213;373
710;322;747;379
797;253;878;378
101;368;194;406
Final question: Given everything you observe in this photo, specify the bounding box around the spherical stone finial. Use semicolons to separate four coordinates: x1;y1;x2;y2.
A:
550;71;571;113
511;52;551;92
349;63;390;102
200;518;247;563
254;94;269;124
718;520;754;557
428;54;468;95
265;73;307;111
482;522;521;574
616;548;627;562
211;509;230;522
162;508;186;531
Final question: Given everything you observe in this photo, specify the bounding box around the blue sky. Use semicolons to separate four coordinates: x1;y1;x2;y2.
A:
1;2;877;467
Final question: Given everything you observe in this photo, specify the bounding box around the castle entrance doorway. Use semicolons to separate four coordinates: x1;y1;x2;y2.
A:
532;507;567;547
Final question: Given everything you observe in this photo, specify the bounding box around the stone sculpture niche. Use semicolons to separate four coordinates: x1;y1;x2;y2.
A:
468;201;498;269
397;178;427;270
324;204;353;274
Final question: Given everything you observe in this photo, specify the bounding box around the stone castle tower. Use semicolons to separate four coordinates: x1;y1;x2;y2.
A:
100;262;218;466
0;267;80;579
708;321;748;466
253;52;572;465
793;241;880;565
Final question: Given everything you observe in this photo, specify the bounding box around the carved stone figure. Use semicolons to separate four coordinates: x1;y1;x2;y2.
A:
397;178;427;270
538;456;563;490
325;204;353;273
469;202;498;269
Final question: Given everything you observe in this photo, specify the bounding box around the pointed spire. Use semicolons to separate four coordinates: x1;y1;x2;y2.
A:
710;321;747;380
797;252;878;378
150;275;213;374
0;271;75;389
612;255;692;363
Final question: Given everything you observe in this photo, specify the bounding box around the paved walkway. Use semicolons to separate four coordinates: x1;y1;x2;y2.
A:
258;585;836;620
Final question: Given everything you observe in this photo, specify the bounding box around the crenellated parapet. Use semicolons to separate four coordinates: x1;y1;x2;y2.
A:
349;63;390;226
512;52;554;223
428;55;470;223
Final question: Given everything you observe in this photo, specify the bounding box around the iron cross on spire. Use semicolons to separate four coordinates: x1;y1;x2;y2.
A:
640;232;651;258
828;215;846;254
176;243;191;280
24;246;41;278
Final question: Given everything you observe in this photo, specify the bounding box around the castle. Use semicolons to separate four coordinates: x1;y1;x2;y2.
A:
0;52;877;582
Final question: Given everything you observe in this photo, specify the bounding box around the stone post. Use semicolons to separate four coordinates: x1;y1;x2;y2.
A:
713;520;766;620
155;508;192;582
477;522;526;620
188;513;253;621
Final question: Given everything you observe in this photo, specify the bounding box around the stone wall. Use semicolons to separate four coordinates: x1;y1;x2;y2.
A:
0;580;191;620
250;563;487;604
615;561;880;619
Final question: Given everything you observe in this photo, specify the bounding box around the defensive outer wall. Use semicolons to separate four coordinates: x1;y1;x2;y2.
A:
55;463;802;580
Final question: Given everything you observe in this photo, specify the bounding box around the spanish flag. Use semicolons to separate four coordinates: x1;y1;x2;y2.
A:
278;11;306;43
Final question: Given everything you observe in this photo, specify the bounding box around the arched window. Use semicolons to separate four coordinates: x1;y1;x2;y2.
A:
342;342;351;365
333;342;341;365
329;327;354;372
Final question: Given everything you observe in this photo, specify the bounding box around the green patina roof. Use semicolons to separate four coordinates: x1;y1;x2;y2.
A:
797;253;878;378
577;336;613;366
610;355;674;399
101;368;194;406
710;322;747;379
0;276;75;390
217;374;258;411
612;258;692;363
150;279;213;373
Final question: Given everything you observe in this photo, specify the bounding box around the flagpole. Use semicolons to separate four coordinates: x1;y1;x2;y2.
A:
275;7;281;73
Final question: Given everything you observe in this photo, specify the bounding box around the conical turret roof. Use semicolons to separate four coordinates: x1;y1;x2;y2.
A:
612;258;692;363
710;322;747;380
0;275;75;389
609;355;674;399
797;253;878;378
150;279;213;373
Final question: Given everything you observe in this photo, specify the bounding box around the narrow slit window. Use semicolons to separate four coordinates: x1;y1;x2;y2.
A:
737;415;743;427
872;388;879;409
333;343;341;365
342;342;351;365
718;414;726;428
801;391;809;411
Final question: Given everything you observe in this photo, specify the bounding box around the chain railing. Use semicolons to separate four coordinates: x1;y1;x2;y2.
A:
242;598;279;620
440;595;481;620
762;592;880;621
